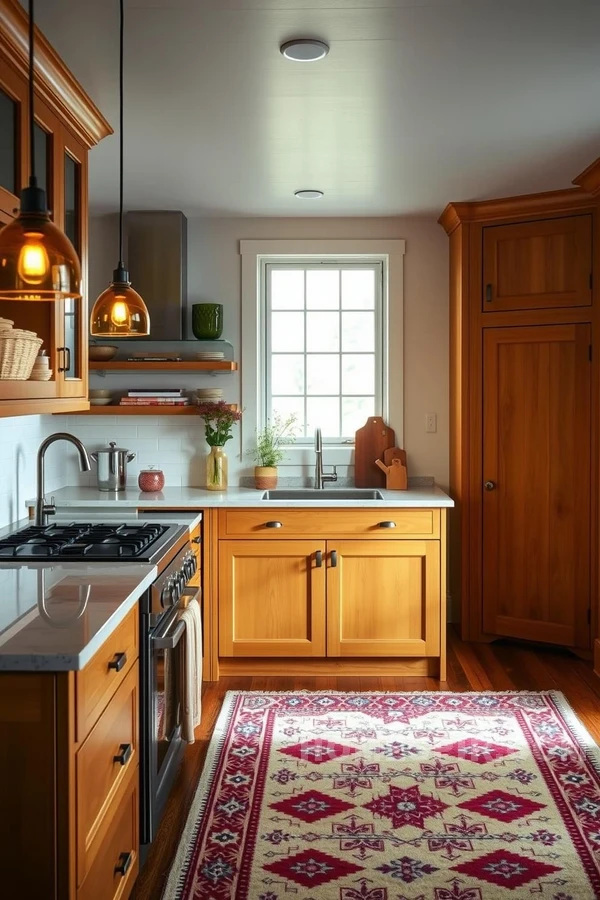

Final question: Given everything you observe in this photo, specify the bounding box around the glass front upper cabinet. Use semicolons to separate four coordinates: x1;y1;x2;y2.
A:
62;148;82;381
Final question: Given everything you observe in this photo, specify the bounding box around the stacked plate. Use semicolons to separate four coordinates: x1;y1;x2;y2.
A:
29;353;53;381
196;350;225;361
195;388;224;402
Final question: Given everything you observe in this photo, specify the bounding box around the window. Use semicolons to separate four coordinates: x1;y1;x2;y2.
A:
264;261;384;440
240;239;405;460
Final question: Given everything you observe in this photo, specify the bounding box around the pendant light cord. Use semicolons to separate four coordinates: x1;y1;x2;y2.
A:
28;0;36;185
118;0;124;269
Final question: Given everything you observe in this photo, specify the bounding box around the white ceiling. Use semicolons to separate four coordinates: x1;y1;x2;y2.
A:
30;0;600;216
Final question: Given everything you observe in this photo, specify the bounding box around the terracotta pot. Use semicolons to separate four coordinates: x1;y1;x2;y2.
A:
255;466;278;490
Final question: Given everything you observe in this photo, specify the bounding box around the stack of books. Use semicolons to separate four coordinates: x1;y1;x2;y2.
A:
119;389;189;407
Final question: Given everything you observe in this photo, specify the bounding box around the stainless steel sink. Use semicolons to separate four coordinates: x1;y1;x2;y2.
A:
261;489;385;501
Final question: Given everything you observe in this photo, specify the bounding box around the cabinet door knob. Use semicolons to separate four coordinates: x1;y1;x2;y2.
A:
114;851;134;877
265;521;283;528
108;651;127;672
113;743;133;766
484;481;496;491
378;521;396;528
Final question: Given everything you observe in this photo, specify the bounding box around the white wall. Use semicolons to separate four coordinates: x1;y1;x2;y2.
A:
0;416;72;528
66;215;449;490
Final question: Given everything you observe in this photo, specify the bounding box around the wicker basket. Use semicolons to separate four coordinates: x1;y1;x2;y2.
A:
0;329;44;379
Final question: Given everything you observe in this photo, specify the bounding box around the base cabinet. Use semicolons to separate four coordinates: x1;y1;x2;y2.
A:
217;508;447;675
0;607;139;900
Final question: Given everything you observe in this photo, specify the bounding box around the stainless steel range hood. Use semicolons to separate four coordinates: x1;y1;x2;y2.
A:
126;211;187;340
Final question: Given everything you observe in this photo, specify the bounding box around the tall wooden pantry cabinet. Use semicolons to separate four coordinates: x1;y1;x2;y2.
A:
440;174;600;671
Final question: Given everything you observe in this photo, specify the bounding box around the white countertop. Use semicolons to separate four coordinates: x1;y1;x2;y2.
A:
26;485;454;509
0;562;156;671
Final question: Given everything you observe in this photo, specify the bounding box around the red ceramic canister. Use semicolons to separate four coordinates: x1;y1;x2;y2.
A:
138;466;165;492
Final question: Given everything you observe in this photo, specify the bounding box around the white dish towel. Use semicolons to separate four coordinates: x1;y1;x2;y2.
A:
179;596;202;743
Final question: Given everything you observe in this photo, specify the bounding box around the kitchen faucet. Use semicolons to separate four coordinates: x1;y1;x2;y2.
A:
314;427;337;490
36;433;91;527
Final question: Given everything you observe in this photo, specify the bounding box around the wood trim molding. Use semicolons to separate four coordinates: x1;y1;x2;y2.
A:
573;156;600;197
438;187;595;234
0;0;112;147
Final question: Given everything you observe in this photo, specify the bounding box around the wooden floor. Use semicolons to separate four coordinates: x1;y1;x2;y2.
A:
131;627;600;900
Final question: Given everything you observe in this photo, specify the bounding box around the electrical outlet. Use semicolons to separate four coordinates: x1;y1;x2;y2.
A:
425;413;437;433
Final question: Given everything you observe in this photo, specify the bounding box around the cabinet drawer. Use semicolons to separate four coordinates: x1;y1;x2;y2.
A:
220;508;440;539
78;766;139;900
76;607;138;742
77;665;138;884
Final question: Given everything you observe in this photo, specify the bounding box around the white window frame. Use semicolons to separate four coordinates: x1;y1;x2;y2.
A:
240;239;405;467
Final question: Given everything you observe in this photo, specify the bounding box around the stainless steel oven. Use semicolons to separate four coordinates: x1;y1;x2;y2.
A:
140;540;200;853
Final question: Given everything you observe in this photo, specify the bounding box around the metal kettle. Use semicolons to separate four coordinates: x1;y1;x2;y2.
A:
90;441;136;492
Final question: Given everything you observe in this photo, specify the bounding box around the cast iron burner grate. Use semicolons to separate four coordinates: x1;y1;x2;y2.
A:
0;522;169;560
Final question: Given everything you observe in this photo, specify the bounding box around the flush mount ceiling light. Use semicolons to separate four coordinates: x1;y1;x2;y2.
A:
280;39;329;62
90;0;150;336
0;0;81;301
294;190;324;199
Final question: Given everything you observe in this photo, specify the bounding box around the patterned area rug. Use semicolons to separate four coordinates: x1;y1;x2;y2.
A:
163;691;600;899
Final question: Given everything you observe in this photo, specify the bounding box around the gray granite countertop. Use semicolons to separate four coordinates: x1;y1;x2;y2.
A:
0;562;156;671
26;485;454;509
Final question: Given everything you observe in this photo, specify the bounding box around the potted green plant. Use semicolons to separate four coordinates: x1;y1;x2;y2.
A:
251;413;298;489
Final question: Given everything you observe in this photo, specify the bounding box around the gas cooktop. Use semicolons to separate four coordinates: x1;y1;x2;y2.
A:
0;522;185;562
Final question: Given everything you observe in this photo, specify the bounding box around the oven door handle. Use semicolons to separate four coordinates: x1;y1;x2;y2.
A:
152;616;186;651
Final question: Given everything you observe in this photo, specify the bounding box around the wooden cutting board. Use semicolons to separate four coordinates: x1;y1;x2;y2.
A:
354;417;396;487
383;446;407;469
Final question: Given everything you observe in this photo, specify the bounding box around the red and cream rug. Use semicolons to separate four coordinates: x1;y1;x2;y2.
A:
163;691;600;899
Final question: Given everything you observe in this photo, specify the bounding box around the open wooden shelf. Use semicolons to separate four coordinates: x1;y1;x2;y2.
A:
89;360;238;371
77;405;200;415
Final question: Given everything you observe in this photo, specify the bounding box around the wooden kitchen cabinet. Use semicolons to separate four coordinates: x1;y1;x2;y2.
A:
0;606;139;900
216;508;447;677
219;539;327;657
440;185;597;652
0;0;111;417
327;540;440;657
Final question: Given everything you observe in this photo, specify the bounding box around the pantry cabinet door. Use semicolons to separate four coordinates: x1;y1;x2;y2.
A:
326;541;440;657
219;541;326;657
482;215;592;312
482;323;591;647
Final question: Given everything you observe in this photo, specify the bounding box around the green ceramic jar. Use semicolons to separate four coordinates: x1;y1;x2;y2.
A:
192;303;223;340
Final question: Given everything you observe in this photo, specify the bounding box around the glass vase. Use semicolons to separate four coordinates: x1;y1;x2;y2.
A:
206;445;228;491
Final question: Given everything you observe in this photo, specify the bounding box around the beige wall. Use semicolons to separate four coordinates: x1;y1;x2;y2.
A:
85;214;449;488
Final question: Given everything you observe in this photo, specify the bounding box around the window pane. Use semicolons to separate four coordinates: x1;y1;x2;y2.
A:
306;312;339;352
271;269;304;309
272;354;304;394
342;354;375;394
271;396;306;436
342;269;375;309
307;397;340;437
307;354;339;395
306;270;339;309
342;311;374;351
271;311;304;352
342;396;375;435
0;89;16;195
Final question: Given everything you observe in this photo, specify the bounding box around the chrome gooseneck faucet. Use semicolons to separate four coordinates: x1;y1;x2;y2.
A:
314;427;338;490
36;433;91;527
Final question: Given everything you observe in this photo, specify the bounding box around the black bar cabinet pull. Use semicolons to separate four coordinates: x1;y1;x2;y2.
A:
64;346;71;372
57;346;67;372
113;743;133;766
265;521;283;528
330;550;338;568
485;283;493;303
108;651;127;672
315;550;322;568
379;521;397;528
114;851;133;877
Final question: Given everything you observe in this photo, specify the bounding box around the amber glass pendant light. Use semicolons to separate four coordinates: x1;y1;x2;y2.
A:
0;0;81;301
90;0;149;336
